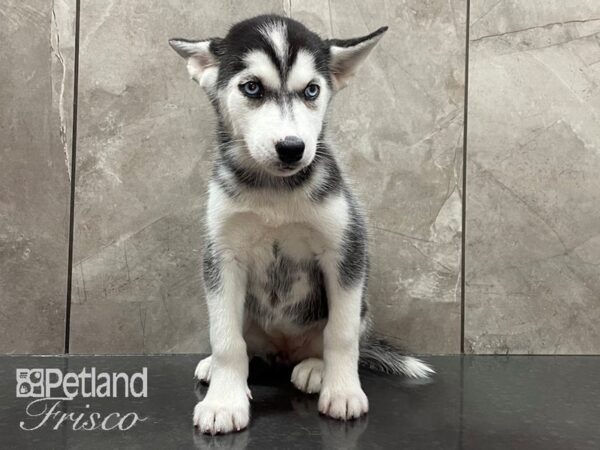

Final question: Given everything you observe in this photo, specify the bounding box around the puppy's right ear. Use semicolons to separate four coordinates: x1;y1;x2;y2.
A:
169;38;223;91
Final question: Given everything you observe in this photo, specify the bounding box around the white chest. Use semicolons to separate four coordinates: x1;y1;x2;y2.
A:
207;183;349;263
206;184;350;333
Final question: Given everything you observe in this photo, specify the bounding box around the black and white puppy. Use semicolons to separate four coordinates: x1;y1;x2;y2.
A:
170;14;433;435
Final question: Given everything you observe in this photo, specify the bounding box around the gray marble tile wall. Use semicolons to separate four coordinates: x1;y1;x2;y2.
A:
465;1;600;354
0;0;75;353
68;0;465;354
0;1;597;355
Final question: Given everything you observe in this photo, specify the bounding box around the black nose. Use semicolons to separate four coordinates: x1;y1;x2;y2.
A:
275;136;305;164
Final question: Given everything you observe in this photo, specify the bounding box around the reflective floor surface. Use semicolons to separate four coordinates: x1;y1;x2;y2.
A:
1;355;598;449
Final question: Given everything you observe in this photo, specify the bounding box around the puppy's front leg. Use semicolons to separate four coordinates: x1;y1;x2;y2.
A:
194;257;250;434
318;253;368;420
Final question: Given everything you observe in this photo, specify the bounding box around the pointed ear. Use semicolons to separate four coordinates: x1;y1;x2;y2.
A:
326;26;388;91
169;38;223;91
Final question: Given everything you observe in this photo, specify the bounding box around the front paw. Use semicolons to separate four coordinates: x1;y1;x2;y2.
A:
193;395;249;435
318;385;368;420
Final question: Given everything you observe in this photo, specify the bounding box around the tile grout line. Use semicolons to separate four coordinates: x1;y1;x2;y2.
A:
458;355;465;447
64;0;81;354
460;0;470;354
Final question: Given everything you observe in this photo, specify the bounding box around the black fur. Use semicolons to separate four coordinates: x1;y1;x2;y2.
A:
308;142;344;202
245;242;329;326
360;281;369;318
215;15;332;90
337;191;368;287
202;240;221;292
359;338;433;378
245;293;273;323
324;26;388;49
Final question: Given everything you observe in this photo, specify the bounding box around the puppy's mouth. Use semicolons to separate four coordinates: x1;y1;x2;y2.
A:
263;162;306;177
279;163;303;175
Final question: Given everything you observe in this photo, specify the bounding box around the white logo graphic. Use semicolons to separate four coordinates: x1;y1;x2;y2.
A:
16;367;149;431
16;368;45;398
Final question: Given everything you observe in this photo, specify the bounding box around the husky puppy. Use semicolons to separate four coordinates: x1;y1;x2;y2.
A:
170;14;433;435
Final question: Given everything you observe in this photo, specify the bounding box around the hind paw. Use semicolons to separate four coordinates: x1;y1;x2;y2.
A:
194;356;212;384
291;358;323;394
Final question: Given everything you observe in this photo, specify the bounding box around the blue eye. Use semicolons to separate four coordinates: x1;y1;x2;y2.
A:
240;81;263;98
304;83;320;100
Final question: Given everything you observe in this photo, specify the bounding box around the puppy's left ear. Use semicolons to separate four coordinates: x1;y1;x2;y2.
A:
326;26;388;91
169;38;223;92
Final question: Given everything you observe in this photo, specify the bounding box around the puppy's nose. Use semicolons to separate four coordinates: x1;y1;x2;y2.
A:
275;136;305;164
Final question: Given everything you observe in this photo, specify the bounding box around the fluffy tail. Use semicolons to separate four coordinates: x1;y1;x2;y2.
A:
359;338;435;379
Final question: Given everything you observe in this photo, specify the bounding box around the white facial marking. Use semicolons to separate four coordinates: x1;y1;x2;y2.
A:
259;20;289;72
286;50;317;91
243;51;281;90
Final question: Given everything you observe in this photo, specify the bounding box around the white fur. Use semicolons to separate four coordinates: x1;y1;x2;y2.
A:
242;51;281;90
206;179;349;264
194;355;212;383
292;357;324;393
193;261;251;433
286;50;319;91
259;21;289;73
318;271;368;420
402;357;436;379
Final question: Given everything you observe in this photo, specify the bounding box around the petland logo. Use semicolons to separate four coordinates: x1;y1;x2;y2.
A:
16;367;148;431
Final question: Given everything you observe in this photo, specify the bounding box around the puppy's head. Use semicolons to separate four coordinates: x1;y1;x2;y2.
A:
170;15;386;177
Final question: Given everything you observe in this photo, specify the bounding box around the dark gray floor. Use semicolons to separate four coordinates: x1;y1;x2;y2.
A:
0;355;598;449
